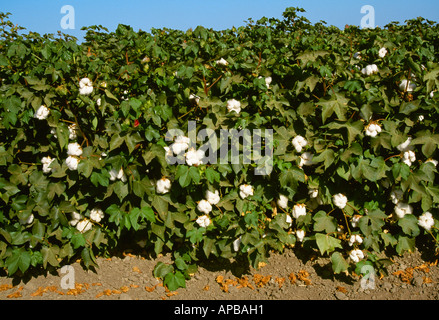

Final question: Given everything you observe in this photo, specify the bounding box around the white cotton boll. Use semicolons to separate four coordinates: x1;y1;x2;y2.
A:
397;137;413;152
171;136;190;155
96;98;101;106
430;91;436;98
349;249;364;263
186;148;204;166
351;215;361;228
353;52;362;60
90;208;104;223
68;124;78;140
394;202;413;219
292;204;307;219
390;189;404;205
196;214;211;228
41;156;55;174
286;215;293;226
277;194;289;209
216;58;229;66
418;115;424;122
70;212;83;226
292;135;307;153
233;236;242;252
402;150;416;166
399;79;417;92
425;159;438;167
365;123;382;137
227;99;241;114
76;219;93;233
206;190;220;205
296;229;305;242
361;64;379;76
189;94;200;105
308;188;319;199
239;184;254;199
66;156;79;170
378;47;388;58
348;234;363;246
79;78;93;96
19;214;34;225
197;200;212;214
333;193;348;209
67;142;83;157
34;105;50;120
418;212;435;231
299;152;313;168
156;177;171;194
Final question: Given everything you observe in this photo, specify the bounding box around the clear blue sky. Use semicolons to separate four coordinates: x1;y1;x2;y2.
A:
2;0;438;41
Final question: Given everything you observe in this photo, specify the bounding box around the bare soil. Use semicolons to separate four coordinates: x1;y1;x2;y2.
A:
1;243;439;301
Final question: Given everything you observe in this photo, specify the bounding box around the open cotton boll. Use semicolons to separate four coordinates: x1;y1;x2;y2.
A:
196;214;211;228
399;79;417;92
292;135;307;153
361;64;378;76
171;135;190;155
189;94;200;105
349;249;364;263
41;156;55;174
239;184;254;199
348;234;363;246
197;200;212;214
299;152;313;168
351;215;361;228
292;204;307;219
353;52;362;60
90;208;104;223
296;229;305;242
277;194;289;209
378;47;387;58
233;236;242;252
186;148;204;166
418;212;435;231
68;123;78;140
67;142;83;157
402;150;416;166
156;177;171;194
390;189;404;204
394;202;413;219
206;190;220;205
333;193;348;209
216;58;228;66
76;219;93;233
397;137;413;152
34;105;50;120
66;156;80;170
227;99;241;114
79;77;93;96
365;123;382;137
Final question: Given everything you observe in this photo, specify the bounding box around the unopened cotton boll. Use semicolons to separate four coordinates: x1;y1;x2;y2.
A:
66;156;80;170
34;105;50;120
206;190;220;205
90;208;104;223
349;249;364;263
79;78;93;96
394;201;413;219
197;200;212;214
227;99;241;114
41;156;55;173
292;135;307;153
418;212;435;231
196;214;211;228
239;184;254;199
156;177;171;194
402;150;416;166
378;47;388;58
296;229;305;242
292;203;307;219
399;79;417;92
67;142;83;157
333;193;348;209
277;194;289;209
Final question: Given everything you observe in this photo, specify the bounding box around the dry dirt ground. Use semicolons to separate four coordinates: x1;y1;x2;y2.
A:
1;243;439;302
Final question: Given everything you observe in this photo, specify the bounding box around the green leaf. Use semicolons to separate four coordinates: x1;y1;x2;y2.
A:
153;261;174;278
313;211;337;234
396;236;416;255
71;233;86;249
317;93;349;124
106;204;123;226
315;233;342;255
331;252;349;274
164;271;186;291
205;167;220;184
41;245;60;268
397;214;420;237
6;248;31;275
